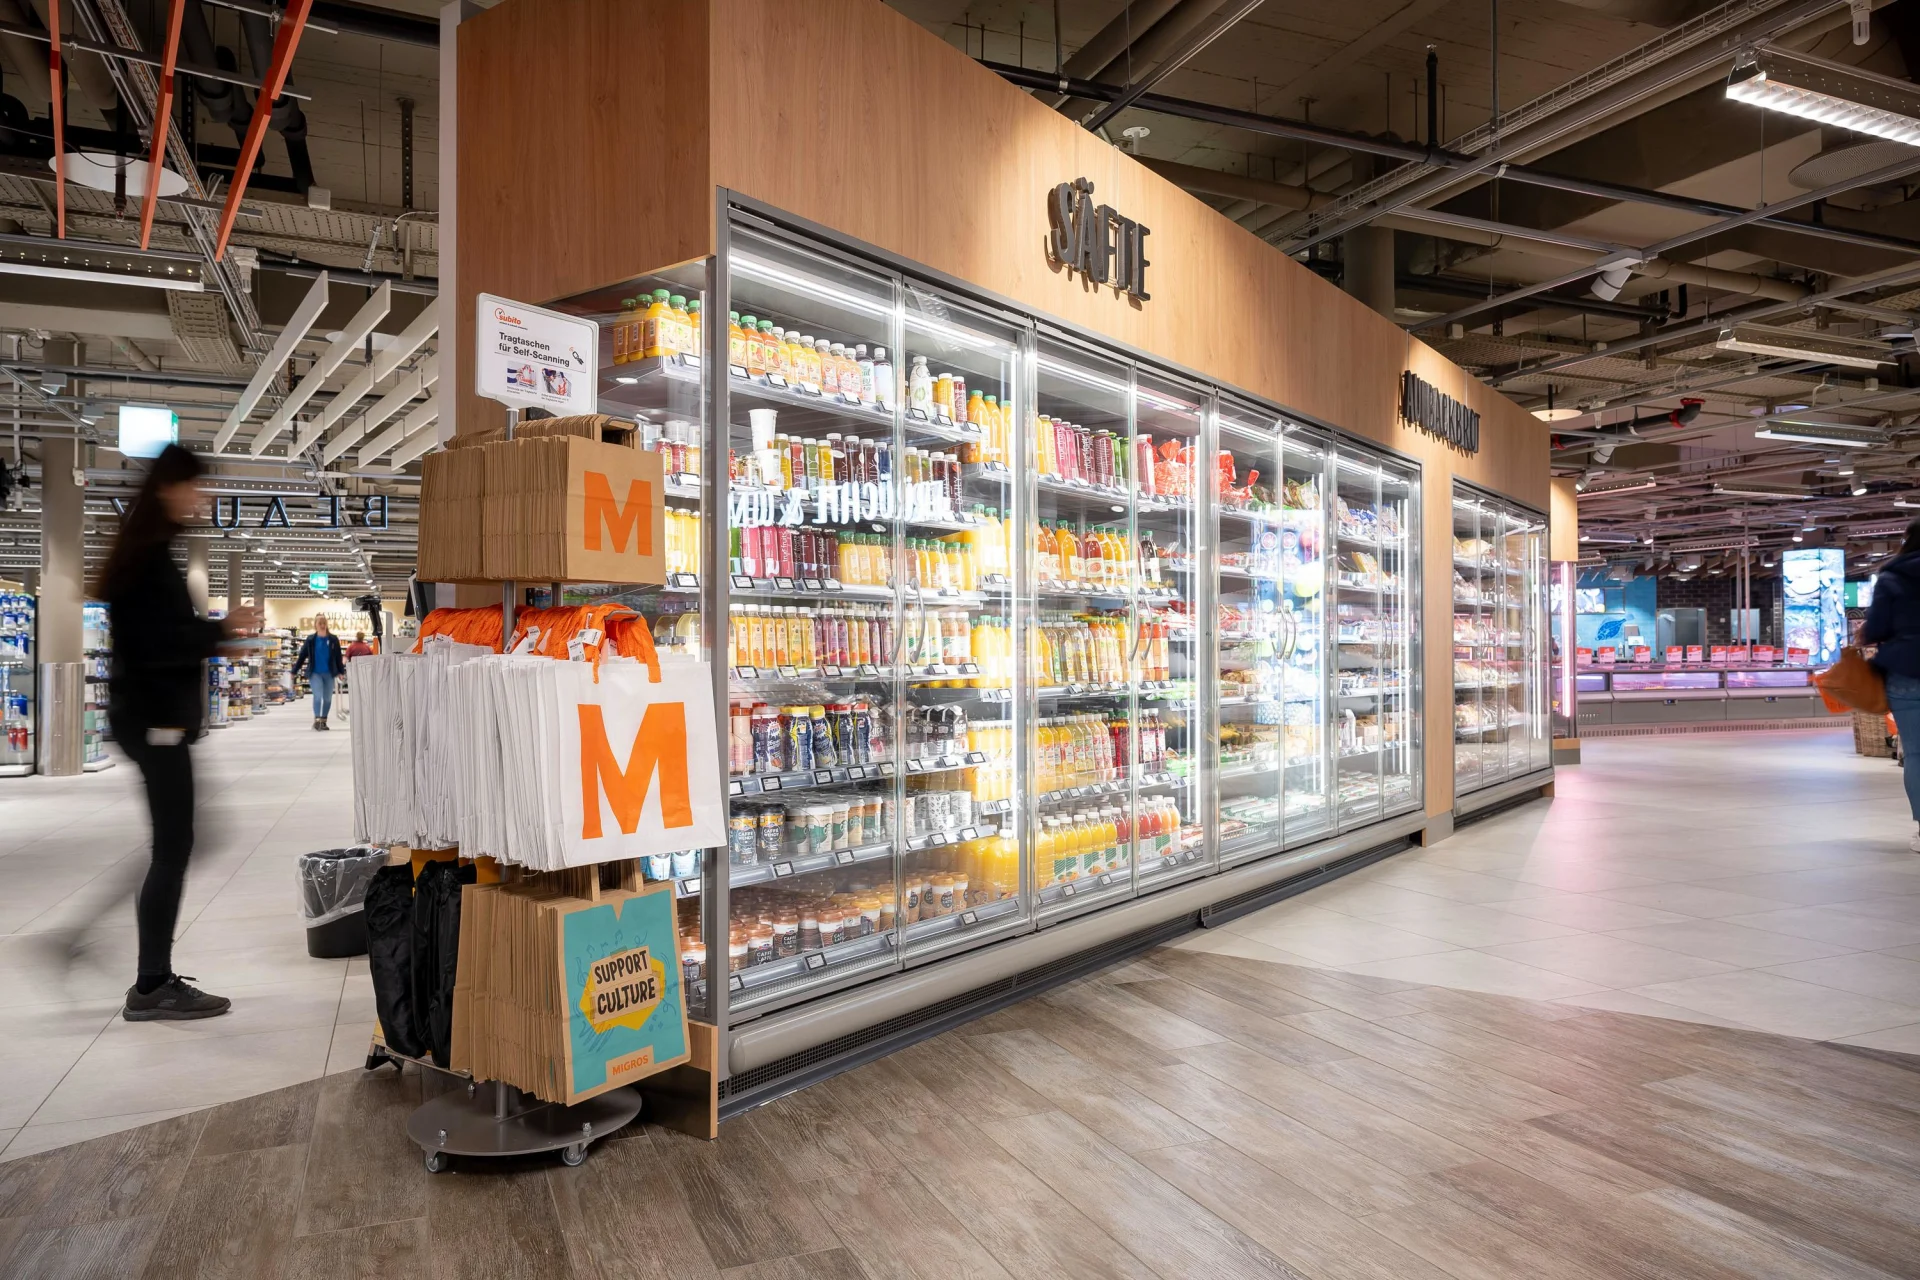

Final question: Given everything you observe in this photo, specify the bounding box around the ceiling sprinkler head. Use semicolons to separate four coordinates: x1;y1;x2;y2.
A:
1121;126;1151;152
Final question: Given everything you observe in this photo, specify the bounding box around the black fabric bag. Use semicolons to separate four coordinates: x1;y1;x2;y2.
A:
411;860;475;1067
364;864;424;1059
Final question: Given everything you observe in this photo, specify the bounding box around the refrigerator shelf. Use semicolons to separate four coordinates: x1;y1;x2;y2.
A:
729;841;897;888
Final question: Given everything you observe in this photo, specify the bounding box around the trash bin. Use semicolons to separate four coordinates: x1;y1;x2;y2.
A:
298;846;389;958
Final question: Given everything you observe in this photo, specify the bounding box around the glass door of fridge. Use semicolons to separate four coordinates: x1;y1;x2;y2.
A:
1279;421;1333;846
896;283;1029;963
1451;494;1488;793
1490;505;1522;783
718;227;905;1015
1332;451;1389;828
1529;525;1553;772
1215;399;1286;865
566;260;714;1017
1132;370;1208;889
1030;337;1138;922
1378;456;1421;816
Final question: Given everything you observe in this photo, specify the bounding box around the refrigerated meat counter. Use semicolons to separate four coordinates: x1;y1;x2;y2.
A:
1575;666;1841;729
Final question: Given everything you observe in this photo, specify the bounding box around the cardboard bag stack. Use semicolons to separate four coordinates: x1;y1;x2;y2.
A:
417;445;487;582
453;874;691;1105
417;414;664;587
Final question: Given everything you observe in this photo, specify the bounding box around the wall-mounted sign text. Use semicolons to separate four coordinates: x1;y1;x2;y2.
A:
202;494;394;530
476;292;597;415
1047;179;1151;301
1400;371;1479;454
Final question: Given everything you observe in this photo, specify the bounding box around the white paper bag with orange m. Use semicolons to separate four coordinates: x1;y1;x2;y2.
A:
554;654;725;868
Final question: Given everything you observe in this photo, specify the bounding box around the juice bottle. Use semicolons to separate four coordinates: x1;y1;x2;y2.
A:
665;295;690;354
1036;414;1055;475
756;320;777;376
643;289;673;359
728;311;748;368
613;298;634;364
687;299;702;356
934;372;955;421
741;315;764;374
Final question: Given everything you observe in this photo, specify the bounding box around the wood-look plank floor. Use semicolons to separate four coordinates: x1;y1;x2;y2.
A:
3;941;1918;1280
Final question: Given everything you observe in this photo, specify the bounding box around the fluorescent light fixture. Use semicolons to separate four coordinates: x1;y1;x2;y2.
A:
1753;425;1880;448
1715;323;1892;369
1577;476;1658;495
0;259;203;291
729;253;892;319
1726;49;1920;148
117;404;178;457
1712;482;1808;499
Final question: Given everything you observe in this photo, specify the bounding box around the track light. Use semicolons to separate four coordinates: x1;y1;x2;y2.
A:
1716;322;1893;369
1579;475;1657;495
1727;48;1920;148
1753;425;1880;448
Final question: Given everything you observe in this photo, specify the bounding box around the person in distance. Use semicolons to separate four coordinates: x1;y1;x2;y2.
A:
345;630;375;660
292;616;344;729
94;444;263;1020
1862;514;1920;852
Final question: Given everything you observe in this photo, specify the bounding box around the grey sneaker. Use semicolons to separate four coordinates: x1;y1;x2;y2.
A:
123;976;232;1021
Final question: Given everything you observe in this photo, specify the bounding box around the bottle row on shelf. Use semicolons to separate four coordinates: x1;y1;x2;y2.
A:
725;604;1018;684
1038;799;1191;888
1036;423;1196;501
1033;711;1177;795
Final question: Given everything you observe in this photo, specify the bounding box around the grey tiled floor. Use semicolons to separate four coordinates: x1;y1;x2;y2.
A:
2;717;1916;1164
0;706;367;1161
1193;729;1920;1047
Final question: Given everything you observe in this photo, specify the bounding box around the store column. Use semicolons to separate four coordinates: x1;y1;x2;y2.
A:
1341;161;1396;320
38;436;85;774
185;536;210;615
225;549;244;615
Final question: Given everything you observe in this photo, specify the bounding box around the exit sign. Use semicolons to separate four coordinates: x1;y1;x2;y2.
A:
308;572;328;593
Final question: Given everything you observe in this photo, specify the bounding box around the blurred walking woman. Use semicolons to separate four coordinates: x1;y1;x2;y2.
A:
94;445;260;1020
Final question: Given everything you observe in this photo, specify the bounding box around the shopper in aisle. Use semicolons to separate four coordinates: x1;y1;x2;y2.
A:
93;444;262;1020
1862;515;1920;852
292;618;345;729
345;630;375;660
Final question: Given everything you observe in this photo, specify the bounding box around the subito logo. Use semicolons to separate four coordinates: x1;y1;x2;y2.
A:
578;703;692;838
582;471;654;556
493;306;523;326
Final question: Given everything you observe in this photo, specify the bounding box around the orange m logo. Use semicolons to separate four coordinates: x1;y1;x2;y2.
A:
578;702;692;838
582;471;654;555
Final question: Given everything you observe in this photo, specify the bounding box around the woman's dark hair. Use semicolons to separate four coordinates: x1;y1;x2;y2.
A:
1904;516;1920;557
94;443;205;600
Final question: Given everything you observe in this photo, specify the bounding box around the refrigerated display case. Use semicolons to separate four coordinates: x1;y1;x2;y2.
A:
548;210;1430;1043
81;601;112;770
1452;485;1550;798
0;585;32;776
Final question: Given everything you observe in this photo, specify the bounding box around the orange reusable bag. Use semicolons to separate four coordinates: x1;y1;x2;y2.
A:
1814;646;1887;715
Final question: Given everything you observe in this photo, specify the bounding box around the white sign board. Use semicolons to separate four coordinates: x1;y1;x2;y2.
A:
475;292;597;415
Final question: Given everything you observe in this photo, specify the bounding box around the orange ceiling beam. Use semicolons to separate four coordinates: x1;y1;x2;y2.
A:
47;0;63;237
139;0;187;250
213;0;313;260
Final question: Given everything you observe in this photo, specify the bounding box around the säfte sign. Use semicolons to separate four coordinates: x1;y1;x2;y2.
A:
1400;371;1480;454
1047;179;1151;301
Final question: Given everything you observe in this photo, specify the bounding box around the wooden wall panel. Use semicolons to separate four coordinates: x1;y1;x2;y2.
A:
706;0;1545;514
458;0;1555;814
454;0;715;437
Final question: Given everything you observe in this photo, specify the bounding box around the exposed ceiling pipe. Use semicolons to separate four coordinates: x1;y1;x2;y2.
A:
234;2;314;192
1082;0;1271;133
1277;0;1858;252
1056;0;1241;124
22;0;114;113
1138;155;1811;303
1043;0;1186;101
1495;261;1920;387
987;59;1920;261
1413;149;1920;333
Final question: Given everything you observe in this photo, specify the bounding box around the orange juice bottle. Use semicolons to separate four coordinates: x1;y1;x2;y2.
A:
613;298;634;364
741;315;764;374
755;321;776;374
687;299;702;356
728;311;747;367
643;289;673;358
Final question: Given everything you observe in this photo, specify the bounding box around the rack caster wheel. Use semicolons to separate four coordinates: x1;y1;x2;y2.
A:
424;1151;449;1174
559;1143;587;1168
